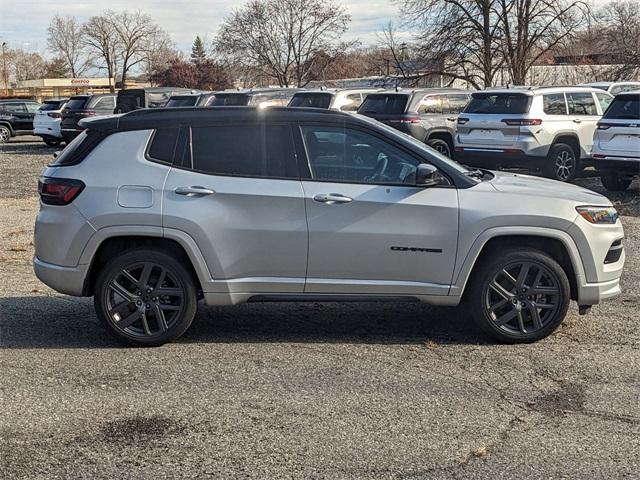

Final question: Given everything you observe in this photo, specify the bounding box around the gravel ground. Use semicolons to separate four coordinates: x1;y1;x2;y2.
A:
1;137;639;479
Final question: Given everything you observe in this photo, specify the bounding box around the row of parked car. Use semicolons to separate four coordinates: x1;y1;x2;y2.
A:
2;81;639;189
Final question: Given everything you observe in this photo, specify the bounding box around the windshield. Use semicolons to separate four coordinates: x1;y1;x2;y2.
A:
358;94;408;114
289;93;333;109
464;93;531;114
166;96;198;107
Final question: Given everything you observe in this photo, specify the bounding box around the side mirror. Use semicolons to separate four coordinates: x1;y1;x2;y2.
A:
415;163;440;187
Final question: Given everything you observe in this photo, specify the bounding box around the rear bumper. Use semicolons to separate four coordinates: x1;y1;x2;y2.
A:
34;257;88;297
454;147;543;168
594;157;640;176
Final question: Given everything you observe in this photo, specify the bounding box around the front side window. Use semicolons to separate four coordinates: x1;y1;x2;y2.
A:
445;94;470;114
566;92;598;116
188;124;297;178
543;94;567;115
92;96;115;110
25;103;41;113
301;125;439;185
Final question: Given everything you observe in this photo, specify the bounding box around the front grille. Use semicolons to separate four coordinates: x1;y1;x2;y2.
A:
604;239;623;264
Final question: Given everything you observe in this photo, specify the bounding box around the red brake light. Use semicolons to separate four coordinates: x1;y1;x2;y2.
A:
47;112;62;118
501;119;542;126
38;178;85;205
388;116;421;124
78;110;97;117
457;117;469;125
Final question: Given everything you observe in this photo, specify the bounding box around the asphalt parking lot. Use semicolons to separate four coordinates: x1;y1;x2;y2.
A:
1;137;639;479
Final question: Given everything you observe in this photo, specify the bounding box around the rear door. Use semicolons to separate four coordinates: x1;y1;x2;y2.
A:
297;122;459;296
162;122;308;296
596;93;640;157
566;91;601;157
456;92;531;148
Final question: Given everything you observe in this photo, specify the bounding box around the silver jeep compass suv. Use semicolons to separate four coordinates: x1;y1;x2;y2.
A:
34;107;625;346
455;87;613;181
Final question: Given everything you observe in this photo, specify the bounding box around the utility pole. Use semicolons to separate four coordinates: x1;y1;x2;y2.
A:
1;42;8;97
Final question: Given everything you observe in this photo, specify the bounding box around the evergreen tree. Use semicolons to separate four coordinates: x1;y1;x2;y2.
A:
190;36;207;64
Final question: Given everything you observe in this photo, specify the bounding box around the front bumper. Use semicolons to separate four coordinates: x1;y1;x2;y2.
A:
34;257;88;296
576;276;622;305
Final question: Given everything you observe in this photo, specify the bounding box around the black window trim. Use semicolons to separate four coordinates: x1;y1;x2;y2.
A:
144;127;180;165
294;121;454;188
169;121;301;181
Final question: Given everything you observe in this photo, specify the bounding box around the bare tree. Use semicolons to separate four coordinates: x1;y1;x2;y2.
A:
112;10;165;87
498;0;589;85
47;15;89;77
402;0;505;89
82;13;121;91
597;0;640;80
6;48;48;81
216;0;352;87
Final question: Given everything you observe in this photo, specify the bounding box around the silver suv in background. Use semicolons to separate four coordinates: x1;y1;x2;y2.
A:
593;90;640;191
357;88;472;158
580;81;640;95
455;87;613;182
34;107;624;346
288;88;381;112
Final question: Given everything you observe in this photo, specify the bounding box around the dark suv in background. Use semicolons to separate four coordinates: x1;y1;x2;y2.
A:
0;99;41;144
60;93;116;143
165;92;216;107
115;87;196;113
210;89;299;108
357;89;471;158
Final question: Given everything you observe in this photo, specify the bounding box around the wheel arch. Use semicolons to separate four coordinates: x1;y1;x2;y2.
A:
551;133;581;157
0;121;15;136
82;232;209;297
454;229;584;302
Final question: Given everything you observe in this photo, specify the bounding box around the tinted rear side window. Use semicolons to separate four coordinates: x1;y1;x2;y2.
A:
147;128;180;164
543;94;567;115
210;94;250;106
465;93;531;114
289;93;333;109
358;95;408;114
189;124;297;178
64;98;89;110
603;95;640;120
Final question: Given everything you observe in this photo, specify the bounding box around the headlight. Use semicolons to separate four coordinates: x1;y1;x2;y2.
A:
576;206;618;224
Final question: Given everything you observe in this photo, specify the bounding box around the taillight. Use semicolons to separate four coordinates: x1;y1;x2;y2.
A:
501;119;542;126
457;117;469;125
38;178;85;205
597;123;612;130
387;116;421;124
47;112;62;118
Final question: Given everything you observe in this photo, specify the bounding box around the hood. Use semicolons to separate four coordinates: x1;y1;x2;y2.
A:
487;171;611;205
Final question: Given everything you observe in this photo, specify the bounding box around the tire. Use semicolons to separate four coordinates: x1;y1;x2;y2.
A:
467;248;570;343
43;137;63;147
0;125;11;144
600;171;631;191
427;137;453;158
94;249;198;346
544;143;580;182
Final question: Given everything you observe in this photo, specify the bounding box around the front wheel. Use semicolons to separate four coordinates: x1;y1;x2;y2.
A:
94;249;198;346
467;248;570;343
544;143;580;182
0;125;11;144
600;171;632;191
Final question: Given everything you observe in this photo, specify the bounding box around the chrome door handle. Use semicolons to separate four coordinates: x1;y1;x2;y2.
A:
313;193;353;204
174;186;215;196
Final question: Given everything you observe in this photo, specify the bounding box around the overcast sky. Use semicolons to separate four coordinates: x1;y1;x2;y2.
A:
0;0;406;56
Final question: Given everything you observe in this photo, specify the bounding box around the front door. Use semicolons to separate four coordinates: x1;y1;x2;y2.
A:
163;123;308;296
297;123;459;296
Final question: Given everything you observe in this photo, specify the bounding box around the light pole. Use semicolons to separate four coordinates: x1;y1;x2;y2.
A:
1;42;8;97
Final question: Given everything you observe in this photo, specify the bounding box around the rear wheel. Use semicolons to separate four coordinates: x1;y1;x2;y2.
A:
544;143;580;182
600;171;632;191
467;248;570;343
0;125;11;144
427;137;453;158
94;249;198;346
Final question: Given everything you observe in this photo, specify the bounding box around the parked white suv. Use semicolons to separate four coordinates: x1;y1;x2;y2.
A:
580;81;640;96
455;87;613;181
593;90;640;191
34;107;624;346
33;98;67;146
